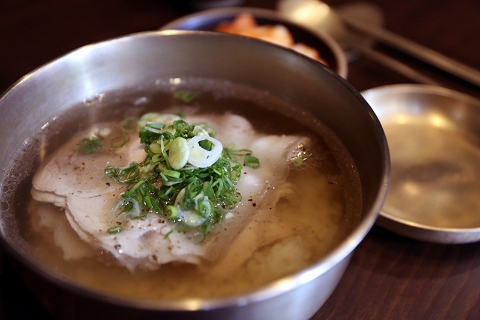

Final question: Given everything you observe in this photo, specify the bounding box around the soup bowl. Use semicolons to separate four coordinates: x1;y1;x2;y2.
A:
0;31;389;320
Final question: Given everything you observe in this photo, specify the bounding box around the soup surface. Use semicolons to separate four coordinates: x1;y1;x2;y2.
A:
1;78;361;300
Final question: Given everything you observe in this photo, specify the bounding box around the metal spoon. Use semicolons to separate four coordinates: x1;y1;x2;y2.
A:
277;0;480;87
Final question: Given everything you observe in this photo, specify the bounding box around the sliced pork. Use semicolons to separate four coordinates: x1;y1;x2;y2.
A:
31;113;310;271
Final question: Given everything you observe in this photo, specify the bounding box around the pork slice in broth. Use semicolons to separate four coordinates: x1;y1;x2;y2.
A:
31;113;310;271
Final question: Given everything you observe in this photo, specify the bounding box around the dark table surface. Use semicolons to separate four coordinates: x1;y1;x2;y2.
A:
1;0;479;319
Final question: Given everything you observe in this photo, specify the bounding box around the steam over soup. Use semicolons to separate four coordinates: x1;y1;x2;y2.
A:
3;79;361;299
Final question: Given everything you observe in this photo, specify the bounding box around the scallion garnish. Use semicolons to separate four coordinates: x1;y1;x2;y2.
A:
145;123;165;131
173;90;198;103
291;155;304;168
110;135;130;149
244;155;260;169
79;137;103;154
104;115;260;238
107;226;123;234
165;205;178;219
120;117;136;132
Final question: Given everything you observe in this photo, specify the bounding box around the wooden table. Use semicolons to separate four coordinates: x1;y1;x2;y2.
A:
1;0;479;319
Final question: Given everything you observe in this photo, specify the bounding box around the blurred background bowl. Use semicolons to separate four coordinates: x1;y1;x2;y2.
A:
160;7;348;78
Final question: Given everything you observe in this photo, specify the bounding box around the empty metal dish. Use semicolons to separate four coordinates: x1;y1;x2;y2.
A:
363;84;480;244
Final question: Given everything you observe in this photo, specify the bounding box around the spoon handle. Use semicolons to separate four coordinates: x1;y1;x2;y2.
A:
355;45;442;86
341;14;480;88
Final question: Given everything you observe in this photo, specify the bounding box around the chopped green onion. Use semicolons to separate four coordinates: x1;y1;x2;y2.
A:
104;165;118;178
291;155;304;168
146;123;165;130
202;181;215;199
166;205;178;219
118;198;135;214
121;117;137;132
124;179;145;197
163;169;181;178
197;198;214;218
79;137;103;154
111;135;130;149
164;229;174;239
108;226;122;234
173;120;191;136
105;115;261;239
173;90;198;103
223;145;252;159
139;129;160;144
244;155;260;169
149;142;162;154
116;163;140;184
199;139;214;151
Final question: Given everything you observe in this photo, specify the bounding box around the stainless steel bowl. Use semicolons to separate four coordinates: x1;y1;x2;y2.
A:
363;84;480;244
160;7;348;78
0;31;389;320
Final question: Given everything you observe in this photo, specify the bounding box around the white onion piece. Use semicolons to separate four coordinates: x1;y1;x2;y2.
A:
187;136;223;168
